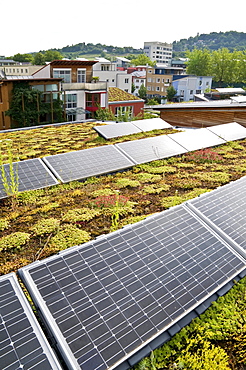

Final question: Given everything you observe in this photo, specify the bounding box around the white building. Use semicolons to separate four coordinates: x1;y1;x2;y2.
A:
172;75;213;102
131;71;146;96
144;41;173;65
93;58;132;93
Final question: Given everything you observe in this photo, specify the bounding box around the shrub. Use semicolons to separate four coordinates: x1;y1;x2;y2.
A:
115;178;141;188
194;172;230;185
49;225;91;251
31;218;60;236
143;184;170;194
62;208;100;223
0;218;10;231
0;232;30;252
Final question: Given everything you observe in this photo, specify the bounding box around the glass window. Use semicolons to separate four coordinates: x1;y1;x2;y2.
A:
77;69;86;83
53;69;71;83
32;85;45;92
125;78;129;83
64;93;77;108
46;84;58;92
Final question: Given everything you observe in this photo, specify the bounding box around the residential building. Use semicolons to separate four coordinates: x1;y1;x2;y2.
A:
146;65;184;100
33;60;108;120
144;41;173;65
131;71;146;97
0;59;16;66
0;76;62;130
3;64;43;77
172;75;213;102
93;58;132;92
108;87;144;119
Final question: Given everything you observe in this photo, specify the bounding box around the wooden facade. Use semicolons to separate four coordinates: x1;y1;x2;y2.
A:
156;104;246;128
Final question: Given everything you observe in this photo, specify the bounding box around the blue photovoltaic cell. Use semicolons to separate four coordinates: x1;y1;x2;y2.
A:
43;145;135;183
0;158;59;199
93;123;142;139
207;122;246;142
18;204;245;370
187;176;246;255
168;127;226;152
115;135;187;164
0;273;62;370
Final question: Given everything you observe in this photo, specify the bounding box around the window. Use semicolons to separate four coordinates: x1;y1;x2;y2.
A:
112;79;115;82
101;65;109;71
136;79;139;83
190;90;193;95
156;86;160;91
53;69;71;83
64;93;77;108
13;69;15;72
25;69;28;73
86;93;100;107
115;106;133;117
32;85;44;92
125;78;129;83
77;69;86;83
21;69;23;73
157;78;160;83
46;84;58;92
148;78;151;82
147;86;151;91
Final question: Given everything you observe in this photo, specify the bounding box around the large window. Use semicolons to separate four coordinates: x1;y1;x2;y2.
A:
64;94;77;109
86;93;100;107
77;69;86;83
53;69;71;83
115;106;133;117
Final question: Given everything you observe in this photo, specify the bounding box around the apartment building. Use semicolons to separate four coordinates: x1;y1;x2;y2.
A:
146;65;184;100
172;75;213;102
33;60;108;120
93;58;132;92
3;64;43;76
144;41;173;65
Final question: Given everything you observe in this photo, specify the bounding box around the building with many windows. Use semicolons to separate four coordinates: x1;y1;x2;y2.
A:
33;60;108;120
144;41;173;65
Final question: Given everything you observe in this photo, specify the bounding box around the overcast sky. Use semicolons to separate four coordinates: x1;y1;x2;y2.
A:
2;0;246;57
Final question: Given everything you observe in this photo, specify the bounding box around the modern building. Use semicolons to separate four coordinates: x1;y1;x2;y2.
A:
108;87;144;119
0;76;62;130
93;58;132;92
33;60;108;120
144;41;173;65
172;75;213;102
146;65;184;100
2;64;43;77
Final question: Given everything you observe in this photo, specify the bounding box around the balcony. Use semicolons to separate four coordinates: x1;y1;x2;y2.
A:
62;82;108;91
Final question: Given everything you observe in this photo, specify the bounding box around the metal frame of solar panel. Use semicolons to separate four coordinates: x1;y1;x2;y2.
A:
167;127;226;152
18;204;246;370
132;118;172;132
93;123;142;139
0;158;59;199
207;122;246;142
0;273;62;370
115;135;187;165
186;176;246;257
42;145;135;183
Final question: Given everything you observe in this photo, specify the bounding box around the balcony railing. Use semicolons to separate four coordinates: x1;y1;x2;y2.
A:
62;82;108;91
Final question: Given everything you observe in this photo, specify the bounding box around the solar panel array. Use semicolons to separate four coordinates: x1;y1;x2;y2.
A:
0;273;62;370
43;145;135;183
116;135;187;164
93;123;142;139
187;176;246;255
0;158;59;199
168;128;226;152
94;118;172;139
18;194;246;370
132;118;172;131
207;122;246;141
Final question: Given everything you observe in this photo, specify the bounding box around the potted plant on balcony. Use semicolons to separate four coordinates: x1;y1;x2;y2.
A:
92;76;99;83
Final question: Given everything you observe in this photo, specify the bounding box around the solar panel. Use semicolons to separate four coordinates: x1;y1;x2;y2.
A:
187;176;246;256
18;204;245;370
207;122;246;141
168;127;226;152
93;123;142;139
0;158;59;199
115;135;187;164
0;273;62;370
132;118;172;131
43;145;135;183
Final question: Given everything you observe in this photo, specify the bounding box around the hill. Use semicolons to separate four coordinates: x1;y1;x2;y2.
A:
173;31;246;55
40;42;143;59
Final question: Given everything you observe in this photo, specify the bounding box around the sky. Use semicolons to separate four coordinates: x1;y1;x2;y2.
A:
2;0;246;57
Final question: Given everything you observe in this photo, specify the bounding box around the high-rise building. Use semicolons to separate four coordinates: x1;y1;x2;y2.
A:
144;41;173;65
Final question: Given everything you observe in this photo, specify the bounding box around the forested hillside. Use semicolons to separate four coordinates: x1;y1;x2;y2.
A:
173;31;246;54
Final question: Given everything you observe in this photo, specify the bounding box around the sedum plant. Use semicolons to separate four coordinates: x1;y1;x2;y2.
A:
0;232;30;252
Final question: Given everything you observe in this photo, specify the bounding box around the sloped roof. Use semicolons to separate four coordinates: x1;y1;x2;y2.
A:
108;87;143;102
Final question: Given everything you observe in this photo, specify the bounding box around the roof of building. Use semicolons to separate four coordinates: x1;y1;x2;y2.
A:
215;87;245;94
49;59;97;67
108;87;144;102
147;100;246;110
131;71;146;78
1;75;62;82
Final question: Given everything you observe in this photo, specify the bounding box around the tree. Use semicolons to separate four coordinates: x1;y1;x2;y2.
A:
131;83;136;94
130;54;156;67
44;50;63;62
138;84;147;100
166;85;177;101
186;48;212;76
12;53;33;63
211;48;239;85
33;52;45;65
